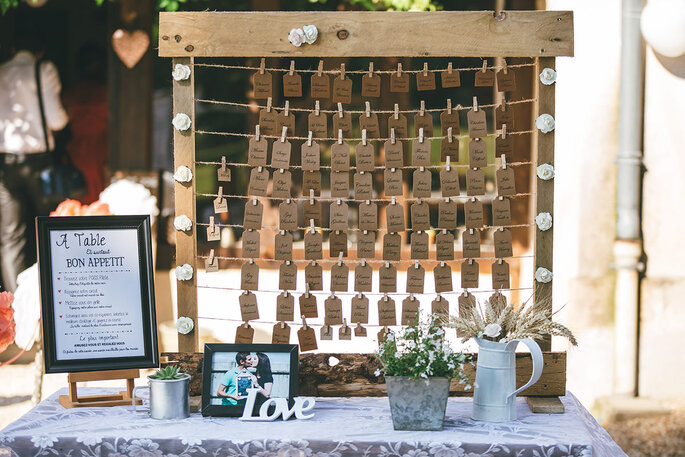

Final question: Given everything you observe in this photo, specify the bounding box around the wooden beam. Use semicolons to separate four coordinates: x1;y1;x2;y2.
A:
159;11;574;58
526;396;565;413
172;57;198;352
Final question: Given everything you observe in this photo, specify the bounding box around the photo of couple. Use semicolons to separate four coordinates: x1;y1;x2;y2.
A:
216;352;273;406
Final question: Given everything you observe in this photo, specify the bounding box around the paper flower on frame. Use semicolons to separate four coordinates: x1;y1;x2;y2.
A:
288;28;306;47
172;113;191;131
176;316;194;335
535;114;555;133
537;163;555;180
539;67;557;85
174;215;192;232
175;264;194;281
172;64;191;81
535;212;553;231
535;267;553;284
173;166;193;183
303;25;318;44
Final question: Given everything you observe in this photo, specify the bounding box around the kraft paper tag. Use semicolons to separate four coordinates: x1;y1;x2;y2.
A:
276;292;295;322
441;68;461;88
330;200;348;231
279;200;298;231
299;293;318;318
462;229;481;258
359;113;381;139
464;198;484;229
411;201;430;231
272;322;291;344
357;230;376;258
283;71;302;98
495;104;515;130
330;262;349;292
214;196;228;214
218;166;231;182
243;200;264;230
274;231;293;260
241;262;259;290
305;261;323;290
458;293;476;335
248;167;269;196
406;263;425;293
311;72;330;99
379;263;397;293
272;169;292;199
235;323;254;343
492;261;510;289
469;139;487;168
414;112;434;137
440;168;460;197
416;71;436;91
494;228;513;258
242;229;260;258
378;296;397;326
332;76;352;104
359;201;378;231
339;324;352;340
301;141;321;172
308;112;328;138
390;72;409;92
258;108;278;136
466;168;485;196
496;167;516;196
331;142;351;172
441;110;460;136
496;133;514;157
413;169;431;198
354;323;367;337
438;199;458;229
320;325;333;341
410;231;429;259
303;171;322;196
324;295;343;325
492;197;512;226
460;260;479;289
332;112;353;139
384;139;404;169
278;112;296;137
279;261;297;290
384;169;403;196
354;172;373;200
356;143;375;172
354;263;373;292
206;224;220;242
329;231;348;258
253;71;272;99
362;73;381;97
432;295;450;323
441;138;459;161
298;326;318;352
496;69;517;92
239;291;259;321
303;200;322;226
474;68;495;87
435;230;455;261
330;172;350;198
434;263;453;293
304;231;323;260
402;296;420;325
412;139;431;167
382;233;401;261
387;114;408;139
385;203;405;232
467;108;488;138
271;139;291;169
351;294;369;323
489;291;507;315
377;327;391;344
205;255;219;273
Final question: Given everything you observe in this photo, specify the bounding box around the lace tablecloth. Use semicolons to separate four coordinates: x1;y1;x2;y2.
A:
0;388;626;457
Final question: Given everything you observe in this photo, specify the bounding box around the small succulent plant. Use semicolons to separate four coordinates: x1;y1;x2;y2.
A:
150;365;184;380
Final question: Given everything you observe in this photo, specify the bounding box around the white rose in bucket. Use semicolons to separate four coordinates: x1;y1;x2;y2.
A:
288;28;306;47
303;25;318;44
539;67;557;85
537;163;555;180
176;316;194;335
535;267;553;284
483;323;502;338
535;212;553;231
174;215;193;232
175;264;194;281
173;165;193;183
172;63;191;81
172;113;191;131
535;114;555;133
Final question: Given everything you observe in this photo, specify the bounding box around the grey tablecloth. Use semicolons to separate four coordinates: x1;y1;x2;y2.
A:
0;388;626;456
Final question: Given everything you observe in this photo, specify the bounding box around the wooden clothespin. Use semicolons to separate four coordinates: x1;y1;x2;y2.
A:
445;156;451;170
221;156;227;173
358;291;363;299
383;292;389;302
420;100;426;117
284;100;290;117
209;216;215;232
266;96;272;112
362;258;367;266
301;314;309;329
391;127;396;145
330;291;336;299
317;60;324;77
280;321;286;329
415;260;420;269
279;167;284;174
394;103;400;120
447;127;453;144
280;125;288;143
481;60;488;74
243;321;250;329
396;62;403;77
362;129;367;146
502;58;508;74
339;63;346;80
385;261;390;269
502;154;507;169
468;258;474;265
368;61;374;77
289;60;295;76
259;58;265;75
498;258;504;264
252;196;258;206
337;251;344;266
217;186;224;201
470;228;474;235
440;260;445;267
391;196;397;205
463;289;470;297
337;102;344;119
309;218;316;233
447;98;452;115
365;101;371;118
307;130;313;146
410;292;416;301
315;100;320;116
304;282;311;298
309;189;315;204
473;96;479;112
423;62;429;77
209;249;215;264
419;127;425;144
249;258;255;264
254;125;261;142
501;123;507;139
337;129;343;145
447;62;454;74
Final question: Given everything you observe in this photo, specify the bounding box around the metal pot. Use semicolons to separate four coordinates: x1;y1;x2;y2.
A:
132;373;190;419
385;376;450;431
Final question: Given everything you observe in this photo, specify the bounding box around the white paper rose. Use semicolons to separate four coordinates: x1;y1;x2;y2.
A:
174;215;193;231
535;267;553;284
539;67;557;85
535;212;553;231
302;25;318;44
483;323;502;338
175;264;194;281
176;316;194;335
172;63;191;81
172;113;191;131
535;113;555;134
537;163;555;180
288;28;306;47
173;165;193;183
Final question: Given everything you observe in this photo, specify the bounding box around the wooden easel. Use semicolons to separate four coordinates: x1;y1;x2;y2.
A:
58;369;142;408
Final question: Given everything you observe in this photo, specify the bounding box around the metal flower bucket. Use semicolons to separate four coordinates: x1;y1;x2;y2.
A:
132;373;190;420
385;376;451;431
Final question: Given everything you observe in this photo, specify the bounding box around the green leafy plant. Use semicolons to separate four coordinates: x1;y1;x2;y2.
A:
149;365;185;380
376;313;470;383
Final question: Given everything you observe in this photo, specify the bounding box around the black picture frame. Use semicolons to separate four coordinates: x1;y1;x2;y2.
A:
201;343;299;417
36;215;158;374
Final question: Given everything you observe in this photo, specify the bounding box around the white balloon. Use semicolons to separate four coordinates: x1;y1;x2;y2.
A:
641;0;685;57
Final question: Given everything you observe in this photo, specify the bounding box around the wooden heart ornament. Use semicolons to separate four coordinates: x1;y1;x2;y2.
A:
112;29;149;69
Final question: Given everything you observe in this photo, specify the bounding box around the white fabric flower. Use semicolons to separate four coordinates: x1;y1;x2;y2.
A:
535;212;553;231
288;28;306;47
483;323;502;338
76;436;102;446
539;67;557;85
537;163;555;180
535;113;555;133
175;264;194;281
172;112;192;131
176;316;194;335
31;436;57;449
302;25;318;44
99;179;159;217
181;437;202;446
173;165;193;183
535;267;553;284
172;63;191;81
374;368;381;377
174;215;193;232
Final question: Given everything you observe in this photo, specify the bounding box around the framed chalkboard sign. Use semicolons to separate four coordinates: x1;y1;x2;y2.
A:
37;215;158;374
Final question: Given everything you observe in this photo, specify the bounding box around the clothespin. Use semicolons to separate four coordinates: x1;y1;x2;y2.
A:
267;97;273;112
255;124;261;141
209;216;215;232
417;198;422;205
362;129;367;146
391;167;396;173
249;258;254;264
481;60;488;74
391;196;397;205
447;127;454;144
363;230;368;235
217;186;223;201
463;289;470;297
317;60;324;77
362;258;367;266
442;229;447;235
391;127;396;145
310;189;315;204
365;101;371;118
498;196;504;202
473;96;479;112
209;249;215;264
447;62;454;74
307;130;313;146
338;102;344;119
502;58;508;74
447;98;452;115
301;314;309;329
502;154;507;169
252;196;258;206
259;58;265;75
385;261;390;269
396;62;403;77
243;321;250;329
410;292;415;301
284;289;290;297
394;103;400;120
280;125;288;142
221;156;227;173
471;196;477;203
419;127;424;144
284;100;290;117
384;292;389;302
500;226;505;232
368;61;374;77
336;198;342;206
330;291;336;299
305;282;310;298
498;258;503;264
309;218;316;233
446;156;451;171
365;199;370;206
420;100;425;117
243;289;249;296
315;100;320;116
289;60;295;76
415;260;420;269
501;124;507;139
338;251;344;266
470;228;474;235
358;291;363;299
258;165;263;173
279;168;284;174
338;129;343;145
280;321;286;329
423;62;429;77
469;258;474;265
339;63;345;80
440;260;445;267
286;197;292;204
445;197;450;203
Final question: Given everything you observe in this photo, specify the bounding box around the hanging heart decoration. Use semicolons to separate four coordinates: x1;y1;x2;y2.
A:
112;29;150;69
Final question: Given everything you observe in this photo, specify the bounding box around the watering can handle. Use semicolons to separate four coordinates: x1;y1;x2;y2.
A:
132;386;149;412
505;338;544;401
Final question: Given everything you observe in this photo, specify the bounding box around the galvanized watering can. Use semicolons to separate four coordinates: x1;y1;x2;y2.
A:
472;338;543;422
132;373;190;419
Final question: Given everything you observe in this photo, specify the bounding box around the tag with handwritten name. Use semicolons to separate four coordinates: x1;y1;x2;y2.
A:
385;203;405;232
258;108;278;136
357;230;376;259
492;260;510;289
379;263;397;293
299;293;318;318
410;231;429;259
435;230;455;261
412;138;431;167
474;68;495;87
241;262;259;290
359;113;381;139
469;139;487;168
359;201;378;231
272;170;291;199
240;291;259;321
330;171;350;198
279;261;297;290
272;322;291;344
464;198;484;229
413;168;431;198
242;229;260;259
356;143;375;172
492;197;512;226
283;71;302;98
384;168;403;196
378;296;397;326
214;196;228;214
329;231;347;258
495;104;515;130
332;75;352;104
390;71;409;93
279;200;298;231
205;255;219;272
253;71;272;99
496;69;517;92
320;325;333;341
303;200;322;227
276;291;295;322
248;136;268;167
308;112;328;138
324;295;343;325
362;73;381;97
434;263;453;293
329;200;348;231
402;296;420;325
387;114;408;139
332;112;353;139
411;200;430;231
438;199;458;229
406;263;425;293
331;142;350;172
278;112;295;138
330;262;349;292
310;72;330;99
494;228;513;258
304;231;323;260
431;295;449;324
496;132;514;157
248;167;269;196
467;108;487;138
441;68;461;88
235;323;254;343
384;138;403;169
414;112;434;137
354;263;373;293
462;229;480;258
466;168;485;196
460;260;479;289
271;139;291;169
301;141;320;172
382;233;401;261
351;294;369;323
496;167;516;196
297;325;317;352
440;167;460;197
274;231;293;260
302;171;322;197
305;261;323;290
243;200;264;230
354;172;373;201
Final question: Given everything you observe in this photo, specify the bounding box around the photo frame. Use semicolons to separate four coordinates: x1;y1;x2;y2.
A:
37;215;158;374
201;343;299;417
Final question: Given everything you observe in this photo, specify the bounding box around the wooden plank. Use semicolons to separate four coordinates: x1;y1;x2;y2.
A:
534;56;556;351
173;57;198;352
67;369;140;383
159;11;573;58
526;396;565;414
